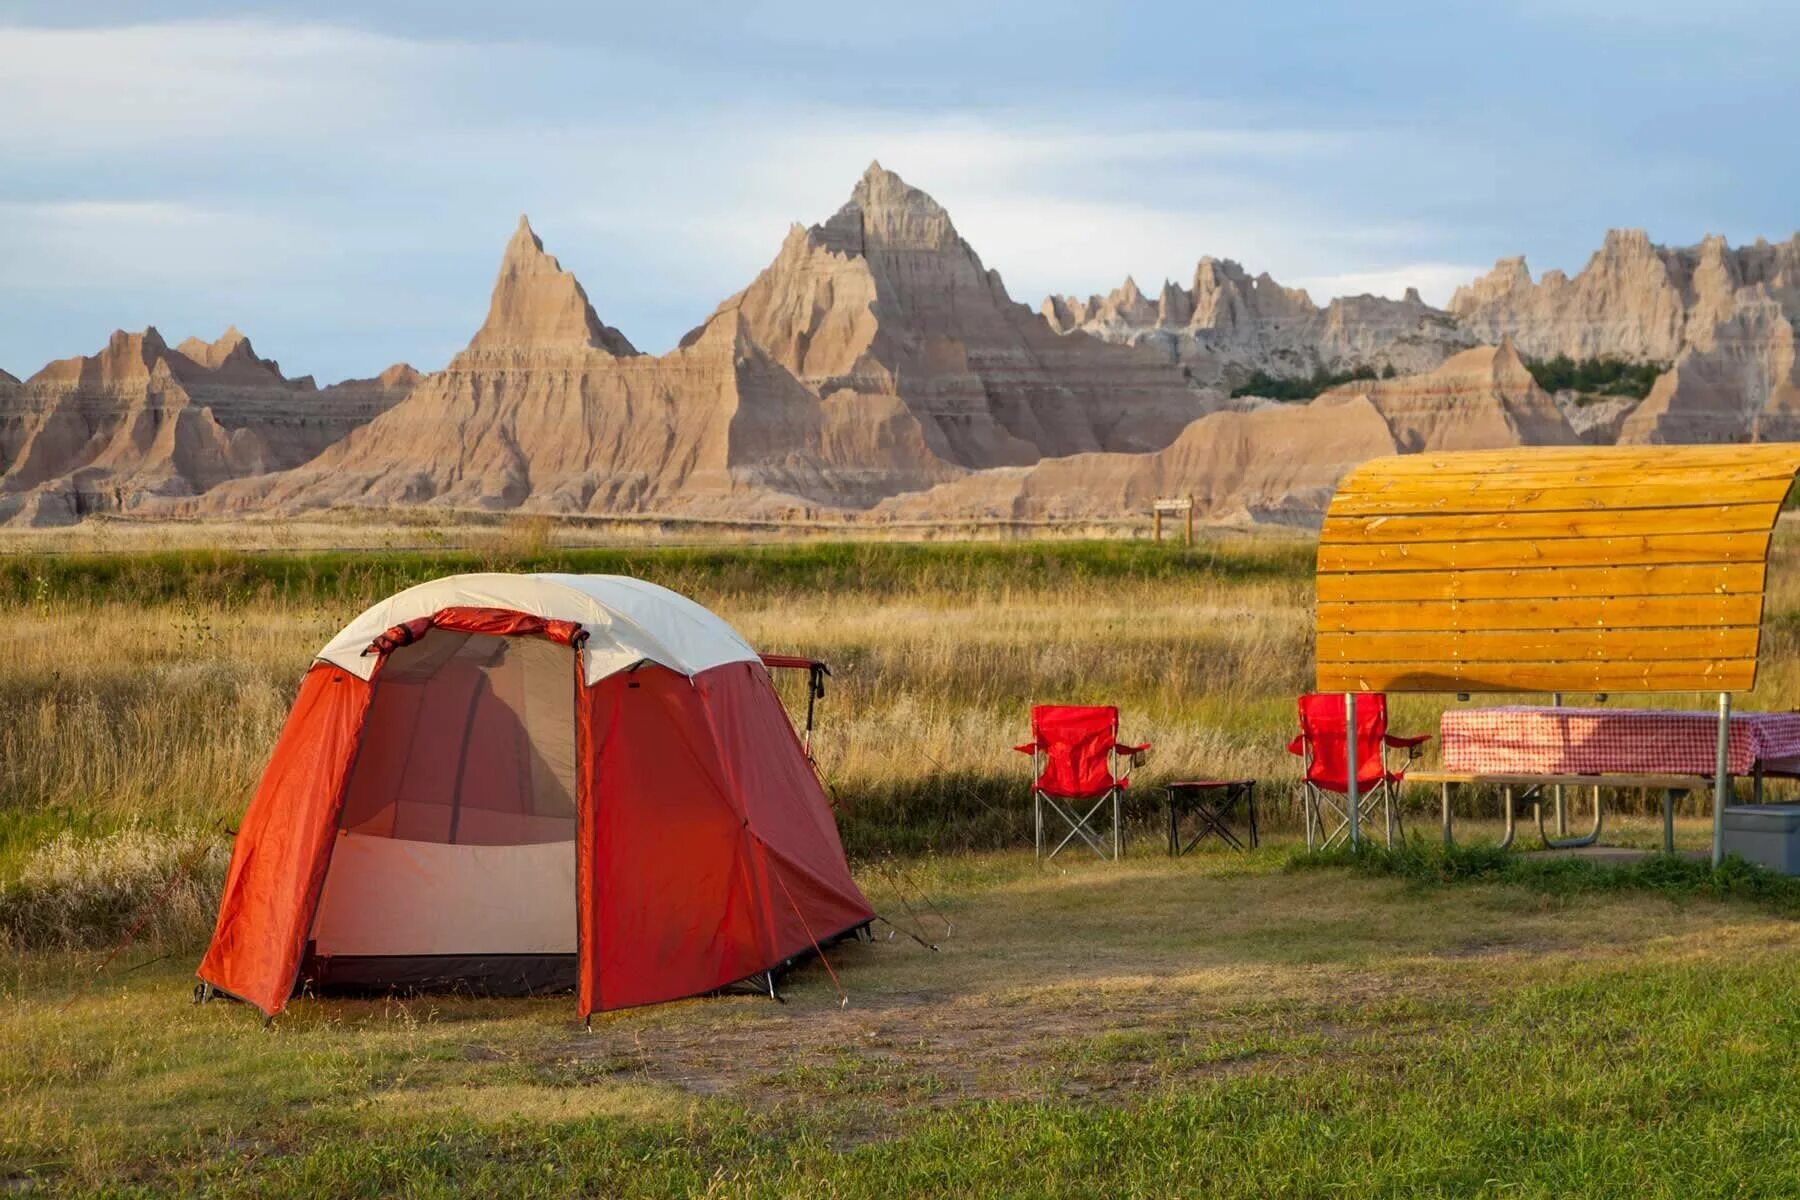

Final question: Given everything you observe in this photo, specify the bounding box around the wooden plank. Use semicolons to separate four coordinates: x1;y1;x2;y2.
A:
1317;627;1759;664
1313;446;1797;696
1316;593;1765;633
1345;445;1800;479
1361;444;1800;470
1314;562;1766;603
1327;477;1796;517
1316;531;1770;574
1317;658;1758;694
1335;462;1800;495
1321;503;1780;545
1409;771;1705;789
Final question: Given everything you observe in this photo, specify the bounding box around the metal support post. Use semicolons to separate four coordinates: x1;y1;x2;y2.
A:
1552;692;1567;836
1346;692;1361;850
1713;692;1732;868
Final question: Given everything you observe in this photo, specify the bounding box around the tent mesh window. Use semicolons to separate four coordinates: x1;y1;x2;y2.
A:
308;630;579;987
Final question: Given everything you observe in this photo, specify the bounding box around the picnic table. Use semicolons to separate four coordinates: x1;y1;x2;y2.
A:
1415;706;1800;852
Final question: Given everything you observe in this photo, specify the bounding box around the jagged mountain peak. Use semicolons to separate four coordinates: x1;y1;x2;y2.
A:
1601;227;1655;254
174;326;290;382
813;162;960;257
465;215;638;359
174;324;251;361
25;327;172;386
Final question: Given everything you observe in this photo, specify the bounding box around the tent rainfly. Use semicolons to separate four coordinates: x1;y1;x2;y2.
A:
198;573;873;1017
1314;443;1800;863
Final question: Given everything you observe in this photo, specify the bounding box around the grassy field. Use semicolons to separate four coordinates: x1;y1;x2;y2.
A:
9;849;1800;1196
5;532;1800;1195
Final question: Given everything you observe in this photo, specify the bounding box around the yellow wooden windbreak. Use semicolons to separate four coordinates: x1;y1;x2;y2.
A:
1315;445;1800;694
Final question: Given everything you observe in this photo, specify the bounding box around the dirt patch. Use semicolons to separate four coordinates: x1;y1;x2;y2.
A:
554;961;1445;1111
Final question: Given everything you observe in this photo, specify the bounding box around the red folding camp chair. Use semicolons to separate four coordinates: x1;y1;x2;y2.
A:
1287;693;1429;850
1015;705;1150;861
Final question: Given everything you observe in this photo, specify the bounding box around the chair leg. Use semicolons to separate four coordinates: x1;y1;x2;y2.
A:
1308;783;1354;852
1035;790;1043;861
1043;793;1115;860
1113;788;1122;861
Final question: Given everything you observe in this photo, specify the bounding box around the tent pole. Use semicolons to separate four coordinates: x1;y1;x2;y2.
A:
1346;692;1360;851
446;676;488;845
1713;691;1732;868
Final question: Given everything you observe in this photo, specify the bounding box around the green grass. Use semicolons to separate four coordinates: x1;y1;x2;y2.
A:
5;849;1799;1197
0;538;1313;609
1293;841;1800;916
6;536;1800;1193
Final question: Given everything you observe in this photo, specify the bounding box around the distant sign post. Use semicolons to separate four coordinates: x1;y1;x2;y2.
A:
1152;497;1195;547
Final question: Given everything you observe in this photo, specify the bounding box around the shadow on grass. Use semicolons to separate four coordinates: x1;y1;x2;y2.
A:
1289;841;1800;917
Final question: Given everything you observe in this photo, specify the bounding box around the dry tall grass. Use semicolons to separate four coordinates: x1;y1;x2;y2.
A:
4;530;1800;948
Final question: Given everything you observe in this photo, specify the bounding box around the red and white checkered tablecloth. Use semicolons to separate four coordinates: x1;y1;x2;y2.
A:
1440;707;1800;776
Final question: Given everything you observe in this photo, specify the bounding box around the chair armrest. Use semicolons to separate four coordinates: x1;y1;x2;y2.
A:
1384;734;1431;749
1013;743;1038;755
1285;733;1305;756
1115;741;1150;769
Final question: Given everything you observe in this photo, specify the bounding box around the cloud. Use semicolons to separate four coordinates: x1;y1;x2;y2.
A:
549;110;1444;341
0;17;1580;373
0;20;457;157
0;199;313;288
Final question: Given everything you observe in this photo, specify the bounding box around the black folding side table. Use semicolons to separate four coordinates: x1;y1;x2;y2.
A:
1164;779;1258;855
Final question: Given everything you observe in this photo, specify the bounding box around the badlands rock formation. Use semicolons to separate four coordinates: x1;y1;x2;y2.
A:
0;327;412;526
878;393;1397;526
195;214;965;519
468;219;639;361
1053;228;1799;450
8;162;1797;530
1449;230;1800;362
197;169;1211;521
1044;258;1476;383
1448;230;1800;443
698;163;1214;468
879;338;1578;525
1618;291;1800;444
1314;339;1578;453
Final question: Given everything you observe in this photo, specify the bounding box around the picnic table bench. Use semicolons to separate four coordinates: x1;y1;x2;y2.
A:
1410;770;1709;853
1311;444;1800;865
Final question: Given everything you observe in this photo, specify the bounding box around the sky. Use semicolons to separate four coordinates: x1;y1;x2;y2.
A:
2;1;1796;383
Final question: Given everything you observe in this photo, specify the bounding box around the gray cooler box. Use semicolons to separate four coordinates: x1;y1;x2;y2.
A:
1722;804;1800;875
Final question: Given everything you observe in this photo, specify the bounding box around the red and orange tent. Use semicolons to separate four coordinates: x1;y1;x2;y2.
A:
198;573;871;1018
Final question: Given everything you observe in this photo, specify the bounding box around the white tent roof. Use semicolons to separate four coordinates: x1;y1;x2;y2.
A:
315;572;760;685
